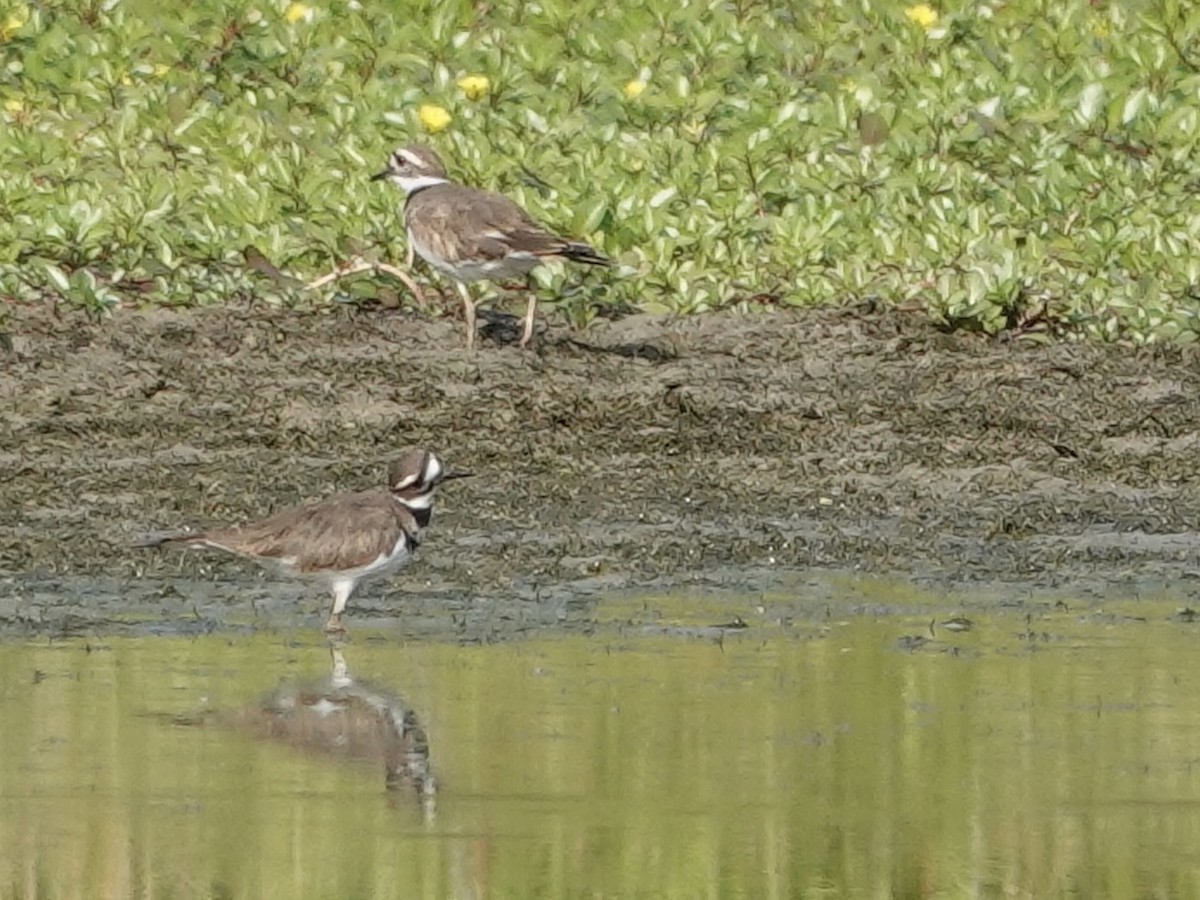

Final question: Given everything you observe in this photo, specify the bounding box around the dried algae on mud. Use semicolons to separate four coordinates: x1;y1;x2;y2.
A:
3;303;1200;634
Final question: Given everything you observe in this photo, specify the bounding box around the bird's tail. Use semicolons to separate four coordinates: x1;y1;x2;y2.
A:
559;241;611;267
131;531;206;549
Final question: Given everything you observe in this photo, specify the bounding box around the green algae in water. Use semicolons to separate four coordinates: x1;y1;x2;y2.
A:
2;612;1200;898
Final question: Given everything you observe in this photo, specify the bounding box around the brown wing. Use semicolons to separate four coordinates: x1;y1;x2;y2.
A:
411;184;574;262
470;192;609;264
201;490;414;573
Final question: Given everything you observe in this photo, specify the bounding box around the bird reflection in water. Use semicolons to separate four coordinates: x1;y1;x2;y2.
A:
227;640;437;818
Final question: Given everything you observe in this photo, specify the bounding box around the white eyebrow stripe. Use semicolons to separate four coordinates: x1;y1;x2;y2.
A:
397;149;426;167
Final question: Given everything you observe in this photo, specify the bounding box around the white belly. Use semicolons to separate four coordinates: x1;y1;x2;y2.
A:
345;536;413;580
450;254;541;282
408;227;540;283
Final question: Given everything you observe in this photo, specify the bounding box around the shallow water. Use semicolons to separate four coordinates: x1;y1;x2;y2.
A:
3;598;1200;899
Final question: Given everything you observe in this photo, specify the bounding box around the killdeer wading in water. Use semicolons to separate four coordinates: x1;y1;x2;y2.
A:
371;145;611;349
137;449;469;633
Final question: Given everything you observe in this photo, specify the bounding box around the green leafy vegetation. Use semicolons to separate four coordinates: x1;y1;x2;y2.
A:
2;0;1200;339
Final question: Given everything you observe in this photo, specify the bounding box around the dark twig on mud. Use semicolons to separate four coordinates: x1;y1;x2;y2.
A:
308;257;426;305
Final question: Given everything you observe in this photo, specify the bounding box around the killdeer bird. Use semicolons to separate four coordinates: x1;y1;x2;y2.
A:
137;449;469;633
371;145;611;349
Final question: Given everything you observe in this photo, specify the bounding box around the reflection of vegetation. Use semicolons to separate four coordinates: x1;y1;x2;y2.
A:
3;0;1200;339
2;616;1200;897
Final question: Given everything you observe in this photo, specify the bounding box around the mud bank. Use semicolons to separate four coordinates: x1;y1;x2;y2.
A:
4;302;1200;635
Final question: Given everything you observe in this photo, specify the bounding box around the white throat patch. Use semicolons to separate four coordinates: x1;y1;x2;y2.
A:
399;491;435;510
394;174;449;194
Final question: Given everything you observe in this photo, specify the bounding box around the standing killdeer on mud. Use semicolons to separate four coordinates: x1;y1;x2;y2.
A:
136;449;469;633
371;145;611;350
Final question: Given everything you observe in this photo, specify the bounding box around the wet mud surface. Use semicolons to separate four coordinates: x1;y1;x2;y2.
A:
4;301;1200;636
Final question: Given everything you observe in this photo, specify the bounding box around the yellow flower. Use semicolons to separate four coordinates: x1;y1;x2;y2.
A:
284;2;312;23
4;97;24;113
457;74;490;101
623;79;646;100
153;63;170;77
905;4;938;29
1;6;29;40
418;104;451;133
